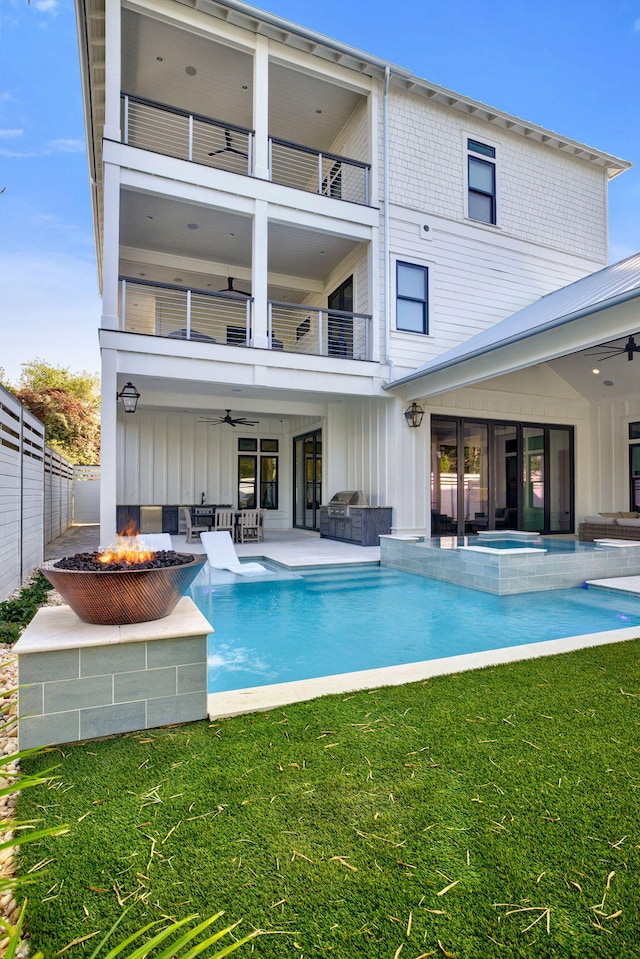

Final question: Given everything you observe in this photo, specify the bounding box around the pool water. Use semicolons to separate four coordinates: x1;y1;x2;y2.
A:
191;564;640;694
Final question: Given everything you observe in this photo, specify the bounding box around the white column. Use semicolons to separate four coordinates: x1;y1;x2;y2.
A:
100;348;118;546
251;199;269;348
101;162;121;330
103;0;122;142
252;36;270;180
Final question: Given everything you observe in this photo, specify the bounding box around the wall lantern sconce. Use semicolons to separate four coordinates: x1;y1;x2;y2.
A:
117;381;141;413
404;402;425;428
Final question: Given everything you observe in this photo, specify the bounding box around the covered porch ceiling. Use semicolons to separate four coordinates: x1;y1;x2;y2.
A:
121;8;366;154
119;188;365;302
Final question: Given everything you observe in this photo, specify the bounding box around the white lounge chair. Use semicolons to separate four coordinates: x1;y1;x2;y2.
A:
117;533;174;551
200;531;270;576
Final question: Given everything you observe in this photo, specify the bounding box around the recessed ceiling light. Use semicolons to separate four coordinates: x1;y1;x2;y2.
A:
319;250;326;255
228;231;235;237
185;65;197;76
156;56;163;62
316;109;322;114
139;272;146;277
241;84;248;90
174;277;183;283
187;223;199;230
206;283;212;288
146;215;154;220
604;380;614;387
591;368;600;375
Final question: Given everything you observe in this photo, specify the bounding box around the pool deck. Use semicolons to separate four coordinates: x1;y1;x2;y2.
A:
44;525;381;567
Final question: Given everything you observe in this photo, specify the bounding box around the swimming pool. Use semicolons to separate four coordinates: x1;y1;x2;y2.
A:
193;564;640;699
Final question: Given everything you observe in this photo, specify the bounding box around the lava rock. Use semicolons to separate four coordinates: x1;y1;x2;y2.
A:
53;550;196;572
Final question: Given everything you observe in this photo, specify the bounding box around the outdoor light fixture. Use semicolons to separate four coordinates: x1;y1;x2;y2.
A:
404;402;425;429
117;381;141;413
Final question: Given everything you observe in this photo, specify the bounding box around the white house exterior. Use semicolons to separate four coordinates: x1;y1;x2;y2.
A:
75;0;637;543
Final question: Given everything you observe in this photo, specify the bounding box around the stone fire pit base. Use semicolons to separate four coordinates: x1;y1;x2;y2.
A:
15;597;212;750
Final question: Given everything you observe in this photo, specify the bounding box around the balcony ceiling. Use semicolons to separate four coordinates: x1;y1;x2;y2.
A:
120;190;363;297
122;10;364;151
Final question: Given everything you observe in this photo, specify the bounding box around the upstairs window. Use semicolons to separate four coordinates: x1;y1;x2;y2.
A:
396;262;429;334
467;138;496;225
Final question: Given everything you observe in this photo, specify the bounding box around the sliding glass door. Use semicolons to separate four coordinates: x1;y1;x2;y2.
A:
431;417;574;535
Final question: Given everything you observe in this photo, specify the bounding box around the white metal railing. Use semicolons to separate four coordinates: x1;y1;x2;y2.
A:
268;301;372;360
269;136;370;205
119;279;372;360
119;278;252;346
121;93;253;176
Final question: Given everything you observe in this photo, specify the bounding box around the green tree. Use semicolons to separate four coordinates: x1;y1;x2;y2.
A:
15;359;100;465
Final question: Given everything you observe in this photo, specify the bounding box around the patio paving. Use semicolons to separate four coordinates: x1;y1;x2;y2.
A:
44;525;381;567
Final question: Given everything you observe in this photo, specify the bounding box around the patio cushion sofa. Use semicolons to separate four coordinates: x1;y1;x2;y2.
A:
578;511;640;542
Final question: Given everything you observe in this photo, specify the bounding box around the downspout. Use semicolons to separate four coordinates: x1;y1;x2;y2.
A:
383;65;393;382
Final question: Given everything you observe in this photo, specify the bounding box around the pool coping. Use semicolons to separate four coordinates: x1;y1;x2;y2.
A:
207;624;640;719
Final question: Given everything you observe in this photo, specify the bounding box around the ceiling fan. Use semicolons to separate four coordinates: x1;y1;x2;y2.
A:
217;276;250;297
199;409;259;428
586;334;640;362
208;130;248;159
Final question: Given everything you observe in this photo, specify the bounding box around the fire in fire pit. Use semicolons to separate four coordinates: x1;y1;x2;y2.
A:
41;538;206;626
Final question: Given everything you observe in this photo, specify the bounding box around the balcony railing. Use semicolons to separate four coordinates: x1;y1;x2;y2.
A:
268;302;372;360
120;94;371;204
269;137;370;205
119;278;252;345
122;93;254;176
119;279;373;360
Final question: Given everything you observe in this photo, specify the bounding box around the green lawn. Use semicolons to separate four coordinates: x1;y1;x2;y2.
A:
17;640;640;958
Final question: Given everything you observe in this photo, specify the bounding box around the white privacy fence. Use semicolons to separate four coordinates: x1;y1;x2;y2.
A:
0;386;80;602
73;465;101;523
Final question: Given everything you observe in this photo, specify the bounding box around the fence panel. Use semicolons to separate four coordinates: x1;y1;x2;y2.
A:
73;465;100;523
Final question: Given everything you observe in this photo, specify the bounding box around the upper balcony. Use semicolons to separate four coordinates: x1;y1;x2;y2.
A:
122;94;371;206
119;8;372;207
118;277;372;361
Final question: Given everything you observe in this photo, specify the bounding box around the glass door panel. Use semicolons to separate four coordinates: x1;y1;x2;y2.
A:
463;421;488;534
431;419;458;533
293;430;322;530
549;428;571;531
493;424;518;530
522;427;544;531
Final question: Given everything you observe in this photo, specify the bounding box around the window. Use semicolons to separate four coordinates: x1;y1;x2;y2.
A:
467;138;496;225
237;440;279;509
396;262;428;334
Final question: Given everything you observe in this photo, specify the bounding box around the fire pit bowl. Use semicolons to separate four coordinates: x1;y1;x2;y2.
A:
41;553;207;626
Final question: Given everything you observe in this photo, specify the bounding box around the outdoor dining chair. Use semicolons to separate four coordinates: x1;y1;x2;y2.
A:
181;506;209;543
237;509;261;543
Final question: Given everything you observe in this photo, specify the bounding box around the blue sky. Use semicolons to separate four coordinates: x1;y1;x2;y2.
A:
0;0;638;382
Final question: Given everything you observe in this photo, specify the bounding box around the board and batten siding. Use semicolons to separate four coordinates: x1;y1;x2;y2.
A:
117;410;298;527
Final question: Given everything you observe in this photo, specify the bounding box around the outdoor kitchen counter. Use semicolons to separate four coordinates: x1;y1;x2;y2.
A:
16;597;212;749
319;506;392;547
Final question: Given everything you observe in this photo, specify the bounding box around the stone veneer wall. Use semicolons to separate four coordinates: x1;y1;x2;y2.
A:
380;537;640;595
16;597;211;750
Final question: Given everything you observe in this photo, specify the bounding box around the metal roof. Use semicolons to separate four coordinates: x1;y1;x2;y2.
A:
385;252;640;391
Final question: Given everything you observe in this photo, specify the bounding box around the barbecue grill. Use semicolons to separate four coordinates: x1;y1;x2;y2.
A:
326;490;369;517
